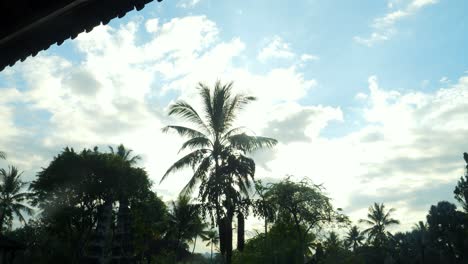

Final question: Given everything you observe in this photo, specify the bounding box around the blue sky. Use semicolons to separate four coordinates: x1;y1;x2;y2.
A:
1;0;468;236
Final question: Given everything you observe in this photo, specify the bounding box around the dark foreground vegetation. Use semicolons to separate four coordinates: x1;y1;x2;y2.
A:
0;83;467;264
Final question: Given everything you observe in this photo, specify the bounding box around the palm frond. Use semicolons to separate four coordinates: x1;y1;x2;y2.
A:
211;81;231;134
109;144;141;165
168;101;210;134
181;157;212;196
160;149;210;183
198;83;214;131
179;137;212;153
222;127;248;140
228;133;278;152
162;125;207;139
384;219;400;225
383;207;396;220
359;219;375;226
224;93;256;129
0;151;6;160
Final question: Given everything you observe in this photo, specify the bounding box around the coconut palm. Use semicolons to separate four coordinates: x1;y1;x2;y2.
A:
344;225;365;252
359;203;400;247
191;219;208;254
162;81;277;263
108;144;142;198
0;166;33;233
169;195;202;261
109;144;141;165
201;229;219;263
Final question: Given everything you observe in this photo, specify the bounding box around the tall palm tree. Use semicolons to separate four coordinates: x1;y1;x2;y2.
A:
162;81;277;263
201;229;219;263
0;166;33;233
344;225;365;252
359;203;400;247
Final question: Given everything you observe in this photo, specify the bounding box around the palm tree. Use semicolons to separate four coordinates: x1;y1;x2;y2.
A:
344;225;365;252
108;144;141;262
0;166;33;233
162;81;277;263
0;151;6;160
201;229;219;263
324;231;342;254
109;144;141;165
169;195;202;261
413;221;428;264
191;220;208;254
359;203;400;247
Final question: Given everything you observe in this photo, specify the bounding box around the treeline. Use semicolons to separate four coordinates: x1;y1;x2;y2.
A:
233;160;468;264
0;82;467;264
1;148;467;264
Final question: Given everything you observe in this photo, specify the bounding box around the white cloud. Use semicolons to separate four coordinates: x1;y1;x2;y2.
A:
177;0;201;8
300;53;320;62
409;0;438;9
258;36;295;62
354;32;391;47
355;0;438;46
145;18;159;33
439;76;450;84
355;92;368;100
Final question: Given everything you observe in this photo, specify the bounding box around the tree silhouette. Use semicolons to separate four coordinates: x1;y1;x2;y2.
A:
359;203;399;247
266;178;348;262
0;151;6;160
427;201;466;262
168;194;202;261
252;180;275;245
30;147;151;262
454;152;468;212
201;229;219;263
162;81;277;263
109;144;141;166
191;220;208;254
344;225;364;252
412;221;428;264
0;166;33;234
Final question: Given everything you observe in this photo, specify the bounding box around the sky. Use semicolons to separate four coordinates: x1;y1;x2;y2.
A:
1;0;468;238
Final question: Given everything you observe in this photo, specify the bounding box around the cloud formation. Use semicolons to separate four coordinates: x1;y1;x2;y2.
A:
354;0;438;46
258;36;295;62
1;12;467;235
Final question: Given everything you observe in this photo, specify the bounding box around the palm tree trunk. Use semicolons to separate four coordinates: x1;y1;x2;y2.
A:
192;236;197;254
421;245;425;264
210;243;213;263
0;206;6;235
264;218;268;259
225;213;233;264
237;212;244;252
219;218;226;256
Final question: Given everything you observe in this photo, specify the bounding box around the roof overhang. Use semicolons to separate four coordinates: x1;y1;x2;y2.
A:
0;0;162;71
